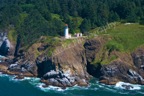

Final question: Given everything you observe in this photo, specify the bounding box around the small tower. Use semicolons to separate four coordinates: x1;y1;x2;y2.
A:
64;24;69;39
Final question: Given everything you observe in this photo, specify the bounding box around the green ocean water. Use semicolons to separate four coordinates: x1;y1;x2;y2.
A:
0;73;144;96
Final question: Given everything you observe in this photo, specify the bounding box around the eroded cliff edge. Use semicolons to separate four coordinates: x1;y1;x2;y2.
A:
0;33;144;88
84;37;144;85
0;35;90;88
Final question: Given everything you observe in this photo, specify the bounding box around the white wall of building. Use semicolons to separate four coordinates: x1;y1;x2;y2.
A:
65;27;69;38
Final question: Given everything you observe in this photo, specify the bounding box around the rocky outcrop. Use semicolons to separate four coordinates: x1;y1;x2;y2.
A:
84;38;101;63
0;37;89;88
132;48;144;70
98;60;143;85
84;37;102;78
36;39;90;88
0;35;38;78
132;48;144;81
85;38;144;85
0;32;14;56
7;61;37;77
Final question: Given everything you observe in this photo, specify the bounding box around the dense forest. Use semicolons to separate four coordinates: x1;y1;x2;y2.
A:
0;0;144;45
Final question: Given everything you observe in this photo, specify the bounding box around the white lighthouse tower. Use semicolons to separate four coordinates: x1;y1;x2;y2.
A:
64;24;69;39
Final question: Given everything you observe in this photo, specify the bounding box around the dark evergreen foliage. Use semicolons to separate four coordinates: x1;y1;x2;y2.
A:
0;0;144;46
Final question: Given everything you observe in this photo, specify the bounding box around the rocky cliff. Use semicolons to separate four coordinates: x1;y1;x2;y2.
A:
36;38;89;88
0;32;15;56
0;34;144;88
84;37;144;85
0;36;90;88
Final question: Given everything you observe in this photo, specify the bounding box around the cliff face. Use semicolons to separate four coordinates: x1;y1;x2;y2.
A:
0;32;15;56
36;39;89;87
0;32;38;77
84;38;144;85
98;49;144;85
0;35;144;87
0;36;90;87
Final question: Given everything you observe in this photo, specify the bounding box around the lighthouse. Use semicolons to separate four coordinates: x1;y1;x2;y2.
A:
64;24;69;39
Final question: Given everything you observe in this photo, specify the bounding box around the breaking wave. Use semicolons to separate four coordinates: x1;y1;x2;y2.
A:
115;82;141;90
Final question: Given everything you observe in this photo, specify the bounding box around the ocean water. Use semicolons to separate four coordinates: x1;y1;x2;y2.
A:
0;73;144;96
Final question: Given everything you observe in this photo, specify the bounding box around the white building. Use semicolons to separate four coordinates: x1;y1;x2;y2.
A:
80;33;83;37
64;24;71;39
75;33;83;37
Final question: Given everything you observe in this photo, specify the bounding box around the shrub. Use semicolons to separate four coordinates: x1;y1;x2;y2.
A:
106;41;124;52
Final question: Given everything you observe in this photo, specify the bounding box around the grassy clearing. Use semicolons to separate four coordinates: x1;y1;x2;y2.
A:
92;23;144;52
90;23;144;65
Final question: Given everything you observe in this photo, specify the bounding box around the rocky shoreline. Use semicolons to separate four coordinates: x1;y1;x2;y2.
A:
0;61;89;89
0;32;144;88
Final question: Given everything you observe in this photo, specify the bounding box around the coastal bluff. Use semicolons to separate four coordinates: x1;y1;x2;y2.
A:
0;34;144;88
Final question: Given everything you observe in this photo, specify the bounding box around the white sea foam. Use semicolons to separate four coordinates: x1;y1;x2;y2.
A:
25;77;40;81
64;84;90;91
36;83;90;92
0;73;40;83
28;77;41;86
10;76;32;82
26;77;65;92
115;82;141;90
97;84;105;88
0;73;8;77
37;83;64;92
137;91;144;94
10;75;20;82
0;55;5;58
24;77;32;80
0;74;20;83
